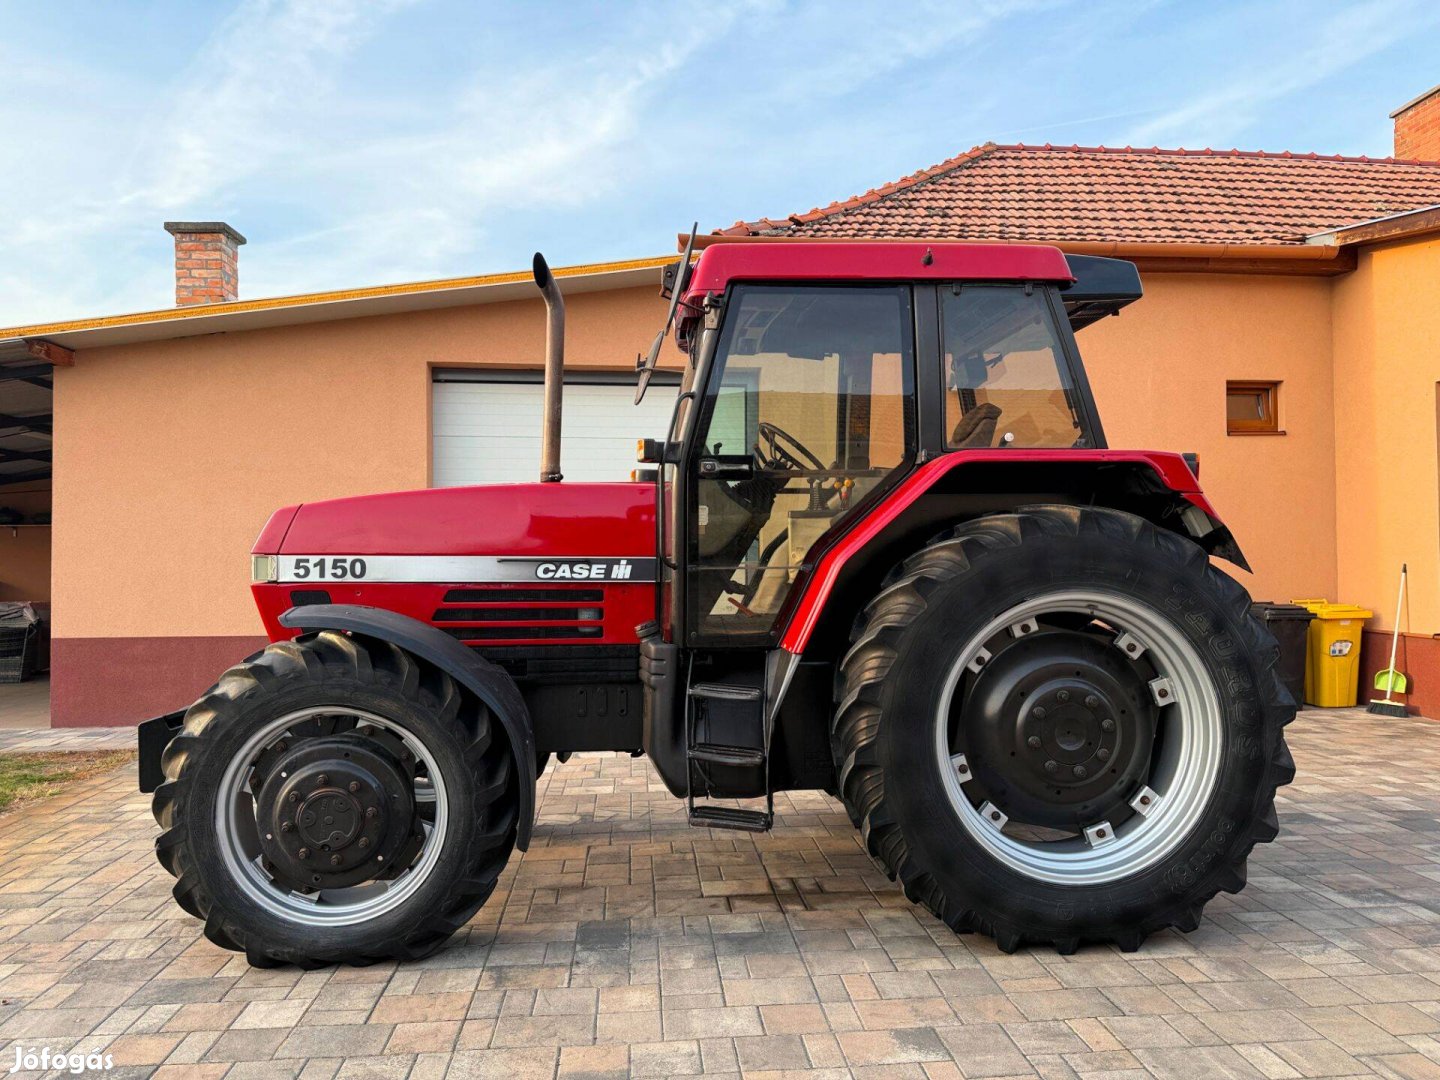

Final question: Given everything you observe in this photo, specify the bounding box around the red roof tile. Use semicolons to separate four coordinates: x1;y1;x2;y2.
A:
719;144;1440;245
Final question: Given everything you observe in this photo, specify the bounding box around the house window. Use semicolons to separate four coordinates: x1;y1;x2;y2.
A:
1226;381;1282;435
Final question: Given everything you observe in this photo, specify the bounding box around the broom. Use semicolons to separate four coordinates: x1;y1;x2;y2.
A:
1367;563;1409;718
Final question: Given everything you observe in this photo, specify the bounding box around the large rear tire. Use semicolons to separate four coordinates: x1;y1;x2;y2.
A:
833;505;1295;953
152;631;517;967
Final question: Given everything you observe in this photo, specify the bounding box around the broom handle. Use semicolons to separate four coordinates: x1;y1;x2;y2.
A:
1384;563;1406;692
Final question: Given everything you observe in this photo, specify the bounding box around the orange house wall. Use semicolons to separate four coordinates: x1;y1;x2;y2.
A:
1079;273;1338;606
46;270;1347;725
1331;235;1440;716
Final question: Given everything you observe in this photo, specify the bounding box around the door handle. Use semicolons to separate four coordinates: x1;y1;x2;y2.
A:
698;458;753;479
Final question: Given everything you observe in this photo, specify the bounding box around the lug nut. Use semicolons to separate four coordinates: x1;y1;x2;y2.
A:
1027;736;1042;750
365;807;378;820
1057;690;1070;703
330;854;342;866
1101;718;1115;732
317;773;329;786
1044;760;1058;774
358;837;370;849
1085;694;1100;709
349;781;361;793
1073;765;1087;779
1032;706;1047;720
280;821;293;833
288;791;300;804
297;847;310;860
1097;748;1111;762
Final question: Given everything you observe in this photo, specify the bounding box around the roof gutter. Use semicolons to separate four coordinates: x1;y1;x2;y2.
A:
0;255;672;344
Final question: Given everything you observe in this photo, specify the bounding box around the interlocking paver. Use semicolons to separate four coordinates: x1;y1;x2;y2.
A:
2;707;1440;1078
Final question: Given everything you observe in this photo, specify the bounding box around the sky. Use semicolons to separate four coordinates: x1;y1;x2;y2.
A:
1;0;1438;327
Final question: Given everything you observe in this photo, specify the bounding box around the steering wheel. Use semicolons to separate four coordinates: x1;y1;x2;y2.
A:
755;421;826;472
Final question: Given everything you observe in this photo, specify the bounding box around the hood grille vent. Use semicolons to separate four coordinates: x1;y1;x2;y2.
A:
434;585;605;644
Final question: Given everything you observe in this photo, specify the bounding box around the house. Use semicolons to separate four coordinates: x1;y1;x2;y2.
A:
3;86;1440;726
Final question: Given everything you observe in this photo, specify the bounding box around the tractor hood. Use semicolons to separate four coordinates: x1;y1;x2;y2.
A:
255;482;656;561
249;483;658;647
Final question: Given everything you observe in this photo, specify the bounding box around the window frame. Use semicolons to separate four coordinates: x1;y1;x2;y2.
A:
1225;380;1283;436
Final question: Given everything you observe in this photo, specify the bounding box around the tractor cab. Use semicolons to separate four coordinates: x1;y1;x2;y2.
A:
637;242;1140;829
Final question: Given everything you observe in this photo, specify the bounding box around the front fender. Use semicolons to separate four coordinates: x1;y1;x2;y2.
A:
278;604;538;850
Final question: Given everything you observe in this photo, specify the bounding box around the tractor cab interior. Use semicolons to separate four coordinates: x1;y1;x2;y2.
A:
689;284;915;641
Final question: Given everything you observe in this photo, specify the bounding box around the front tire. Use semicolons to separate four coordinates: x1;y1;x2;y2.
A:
152;631;517;967
834;505;1295;953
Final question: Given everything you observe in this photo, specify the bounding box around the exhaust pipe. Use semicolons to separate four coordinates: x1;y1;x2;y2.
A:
533;253;565;483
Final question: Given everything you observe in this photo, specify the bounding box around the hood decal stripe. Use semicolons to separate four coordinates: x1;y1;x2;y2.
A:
276;555;657;585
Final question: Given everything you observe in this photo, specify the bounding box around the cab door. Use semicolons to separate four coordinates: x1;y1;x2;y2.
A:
680;283;918;647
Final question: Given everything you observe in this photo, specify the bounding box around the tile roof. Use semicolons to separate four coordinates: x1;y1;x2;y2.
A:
719;144;1440;245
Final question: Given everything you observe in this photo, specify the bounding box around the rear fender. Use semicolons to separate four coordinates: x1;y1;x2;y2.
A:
779;450;1249;660
279;604;538;850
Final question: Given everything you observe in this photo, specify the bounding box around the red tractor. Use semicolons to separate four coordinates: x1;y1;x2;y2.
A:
141;239;1294;967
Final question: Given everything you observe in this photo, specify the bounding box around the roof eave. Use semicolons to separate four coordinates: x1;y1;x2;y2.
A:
1307;204;1440;248
0;256;671;353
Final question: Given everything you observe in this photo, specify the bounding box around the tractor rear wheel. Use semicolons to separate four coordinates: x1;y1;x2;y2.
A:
834;505;1294;953
152;631;517;967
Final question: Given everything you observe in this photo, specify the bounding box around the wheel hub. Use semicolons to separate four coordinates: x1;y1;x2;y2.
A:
962;632;1157;830
255;735;417;891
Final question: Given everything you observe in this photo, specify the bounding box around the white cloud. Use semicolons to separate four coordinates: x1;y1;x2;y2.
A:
1;0;1428;327
1122;0;1433;148
0;0;1051;323
132;0;420;211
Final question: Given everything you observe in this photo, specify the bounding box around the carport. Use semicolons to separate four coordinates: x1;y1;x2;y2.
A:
0;336;63;726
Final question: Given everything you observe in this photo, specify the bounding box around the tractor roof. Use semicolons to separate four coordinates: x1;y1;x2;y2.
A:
681;242;1074;304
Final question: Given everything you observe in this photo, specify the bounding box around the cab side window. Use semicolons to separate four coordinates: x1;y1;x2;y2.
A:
943;286;1084;449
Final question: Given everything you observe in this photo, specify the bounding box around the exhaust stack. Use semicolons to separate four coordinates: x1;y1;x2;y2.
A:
533;253;565;483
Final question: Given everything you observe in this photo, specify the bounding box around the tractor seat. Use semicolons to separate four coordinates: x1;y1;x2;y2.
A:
949;402;1002;448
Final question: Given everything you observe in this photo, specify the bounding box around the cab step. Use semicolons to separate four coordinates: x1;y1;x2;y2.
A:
685;671;772;832
689;742;766;768
689;682;763;702
688;805;773;832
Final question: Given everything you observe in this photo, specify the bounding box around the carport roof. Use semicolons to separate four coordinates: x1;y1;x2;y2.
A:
0;369;50;486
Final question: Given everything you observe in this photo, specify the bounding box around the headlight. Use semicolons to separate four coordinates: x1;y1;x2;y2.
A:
251;554;278;583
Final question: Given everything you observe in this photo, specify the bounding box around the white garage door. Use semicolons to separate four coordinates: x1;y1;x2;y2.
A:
432;373;679;486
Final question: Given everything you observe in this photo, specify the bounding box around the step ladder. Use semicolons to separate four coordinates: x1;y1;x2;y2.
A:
686;681;773;832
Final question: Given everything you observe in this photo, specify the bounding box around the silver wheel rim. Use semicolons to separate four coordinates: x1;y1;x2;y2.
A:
935;589;1222;886
214;706;449;927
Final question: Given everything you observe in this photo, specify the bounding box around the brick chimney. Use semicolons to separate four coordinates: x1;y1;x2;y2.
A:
163;221;246;306
1391;84;1440;161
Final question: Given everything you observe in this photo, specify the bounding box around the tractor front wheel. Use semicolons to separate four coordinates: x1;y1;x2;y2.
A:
152;631;517;967
834;505;1295;953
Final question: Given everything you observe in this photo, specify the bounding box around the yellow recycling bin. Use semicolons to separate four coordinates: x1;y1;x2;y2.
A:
1290;599;1373;707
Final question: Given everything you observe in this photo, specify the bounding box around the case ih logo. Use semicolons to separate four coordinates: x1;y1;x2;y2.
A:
536;559;639;580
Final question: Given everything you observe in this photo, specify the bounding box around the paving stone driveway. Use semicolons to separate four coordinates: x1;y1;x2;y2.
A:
3;708;1440;1079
